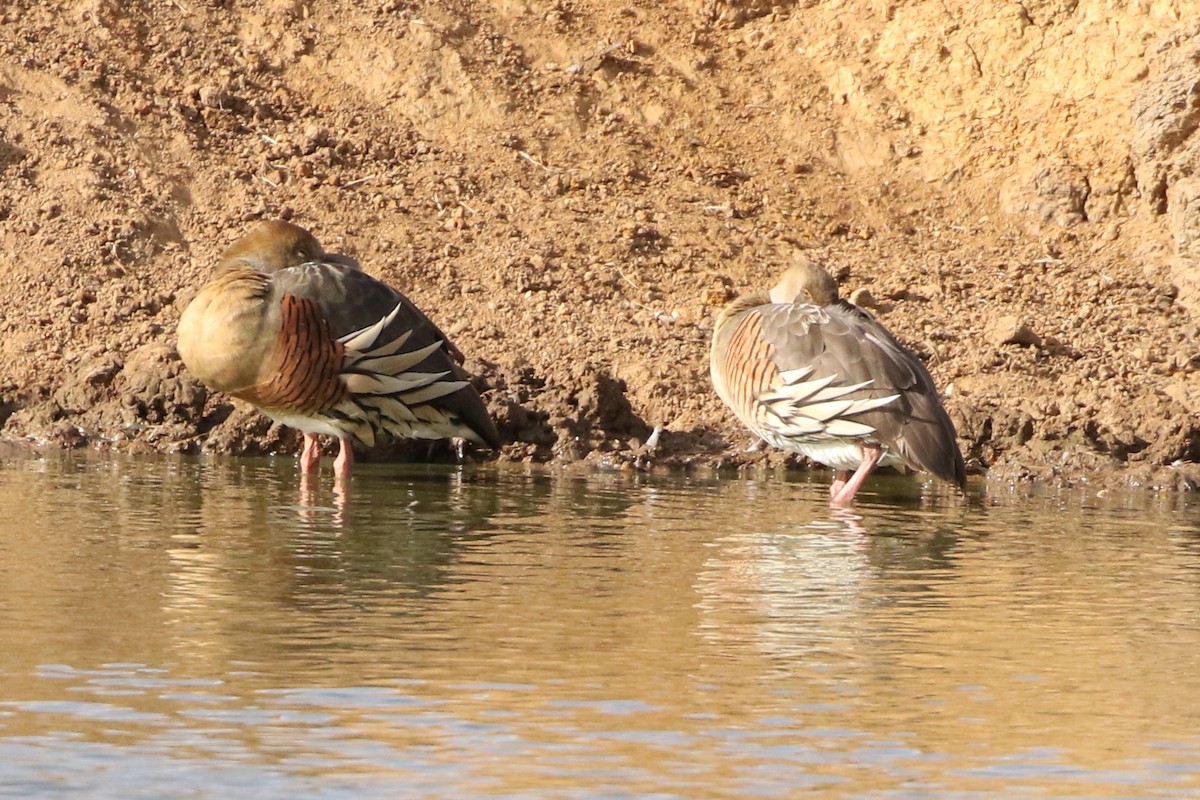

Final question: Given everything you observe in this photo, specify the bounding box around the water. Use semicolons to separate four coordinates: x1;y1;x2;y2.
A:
1;453;1199;798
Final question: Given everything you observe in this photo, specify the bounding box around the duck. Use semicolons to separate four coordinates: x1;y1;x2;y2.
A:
177;220;501;482
710;258;967;504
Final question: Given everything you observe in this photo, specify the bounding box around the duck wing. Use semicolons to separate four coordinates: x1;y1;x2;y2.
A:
271;261;500;449
758;300;965;488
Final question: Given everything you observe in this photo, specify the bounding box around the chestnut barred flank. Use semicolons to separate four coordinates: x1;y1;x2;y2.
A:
242;293;348;416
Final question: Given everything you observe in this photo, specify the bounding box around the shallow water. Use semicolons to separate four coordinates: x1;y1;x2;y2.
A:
1;453;1199;798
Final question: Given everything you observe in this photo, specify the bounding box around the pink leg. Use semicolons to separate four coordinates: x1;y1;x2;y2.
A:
300;434;322;475
830;445;884;506
333;436;354;482
829;471;850;498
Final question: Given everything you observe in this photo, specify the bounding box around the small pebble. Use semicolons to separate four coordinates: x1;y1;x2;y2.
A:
849;287;877;309
985;314;1041;347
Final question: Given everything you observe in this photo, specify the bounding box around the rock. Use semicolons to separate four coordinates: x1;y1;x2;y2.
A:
985;315;1042;347
117;342;207;424
197;85;229;109
303;124;333;153
848;286;877;309
1164;379;1200;408
1000;159;1090;227
1167;176;1200;259
200;405;286;456
573;371;652;442
1130;31;1200;213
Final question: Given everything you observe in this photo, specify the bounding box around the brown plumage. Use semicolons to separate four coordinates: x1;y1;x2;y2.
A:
710;259;967;504
177;220;500;481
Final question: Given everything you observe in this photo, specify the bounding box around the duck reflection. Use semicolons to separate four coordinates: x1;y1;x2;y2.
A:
694;484;964;666
299;470;347;526
152;461;667;679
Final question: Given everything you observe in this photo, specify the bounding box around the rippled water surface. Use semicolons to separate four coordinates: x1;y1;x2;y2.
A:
1;453;1200;798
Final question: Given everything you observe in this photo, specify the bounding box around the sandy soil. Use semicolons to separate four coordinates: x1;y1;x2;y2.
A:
1;0;1198;492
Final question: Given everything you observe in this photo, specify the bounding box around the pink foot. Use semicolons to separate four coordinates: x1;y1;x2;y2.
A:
830;445;884;506
300;434;322;475
333;436;354;483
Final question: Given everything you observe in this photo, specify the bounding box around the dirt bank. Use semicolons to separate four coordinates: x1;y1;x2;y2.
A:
1;0;1198;491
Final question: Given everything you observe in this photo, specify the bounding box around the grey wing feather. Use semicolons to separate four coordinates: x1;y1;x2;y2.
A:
273;261;500;449
274;262;465;361
759;300;966;489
